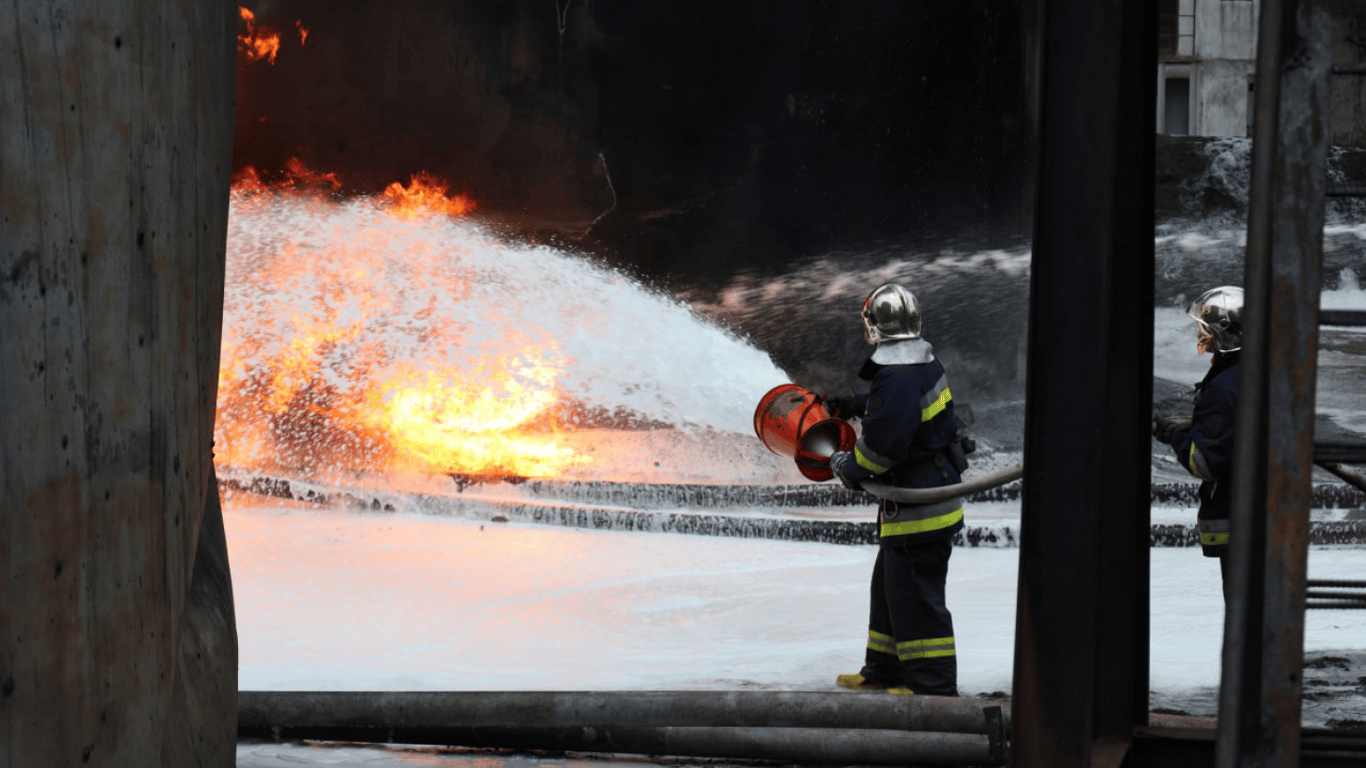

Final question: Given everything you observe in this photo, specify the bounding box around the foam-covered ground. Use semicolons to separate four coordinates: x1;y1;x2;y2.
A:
228;498;1366;768
230;257;1366;765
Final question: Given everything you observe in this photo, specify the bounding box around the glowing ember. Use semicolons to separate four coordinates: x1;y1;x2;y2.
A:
216;171;583;479
295;19;309;46
238;7;281;65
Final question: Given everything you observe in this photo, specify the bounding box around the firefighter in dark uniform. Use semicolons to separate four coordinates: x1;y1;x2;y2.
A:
823;282;964;697
1153;285;1242;602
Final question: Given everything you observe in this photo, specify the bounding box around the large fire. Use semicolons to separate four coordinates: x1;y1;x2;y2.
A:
216;164;587;480
224;11;589;481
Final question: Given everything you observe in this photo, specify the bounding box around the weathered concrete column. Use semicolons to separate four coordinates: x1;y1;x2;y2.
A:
1;2;238;766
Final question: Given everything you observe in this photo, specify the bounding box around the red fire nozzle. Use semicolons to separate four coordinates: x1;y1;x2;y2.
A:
753;384;856;482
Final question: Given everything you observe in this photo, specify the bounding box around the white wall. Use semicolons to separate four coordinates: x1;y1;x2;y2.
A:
1158;0;1366;145
1195;0;1257;60
1194;58;1254;137
1158;0;1258;138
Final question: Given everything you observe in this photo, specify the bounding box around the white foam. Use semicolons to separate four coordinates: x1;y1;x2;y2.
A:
1323;267;1366;309
224;193;791;443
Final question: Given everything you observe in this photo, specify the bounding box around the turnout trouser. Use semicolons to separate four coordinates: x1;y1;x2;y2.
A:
864;537;957;696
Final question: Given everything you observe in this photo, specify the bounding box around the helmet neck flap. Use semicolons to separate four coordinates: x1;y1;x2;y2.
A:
871;338;936;365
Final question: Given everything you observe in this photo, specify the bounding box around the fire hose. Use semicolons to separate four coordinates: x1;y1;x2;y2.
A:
860;463;1025;503
1314;460;1366;494
757;387;1366;502
854;441;1366;502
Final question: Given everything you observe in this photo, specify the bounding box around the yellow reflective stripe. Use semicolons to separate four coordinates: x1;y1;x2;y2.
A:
1198;518;1229;547
921;385;952;422
1187;442;1215;480
1200;531;1230;546
881;506;964;538
855;445;892;474
867;630;896;655
897;636;956;660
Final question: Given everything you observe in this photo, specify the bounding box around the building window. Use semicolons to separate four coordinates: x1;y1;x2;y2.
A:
1159;0;1178;56
1165;77;1191;135
1177;0;1194;56
1159;0;1196;58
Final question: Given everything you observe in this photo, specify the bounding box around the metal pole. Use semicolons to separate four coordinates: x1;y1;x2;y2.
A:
1218;1;1333;766
1011;0;1154;764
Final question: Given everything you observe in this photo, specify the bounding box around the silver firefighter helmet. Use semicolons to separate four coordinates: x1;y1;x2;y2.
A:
861;283;922;345
1188;285;1243;355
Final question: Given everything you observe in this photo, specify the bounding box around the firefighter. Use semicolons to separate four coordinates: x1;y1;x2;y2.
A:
1153;285;1243;601
823;282;964;697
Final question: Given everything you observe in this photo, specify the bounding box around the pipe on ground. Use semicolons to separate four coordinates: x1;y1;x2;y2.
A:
243;724;994;766
239;691;1009;765
239;690;1008;732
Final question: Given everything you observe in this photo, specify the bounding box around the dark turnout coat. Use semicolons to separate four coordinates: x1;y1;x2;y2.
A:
841;357;965;547
1167;350;1240;557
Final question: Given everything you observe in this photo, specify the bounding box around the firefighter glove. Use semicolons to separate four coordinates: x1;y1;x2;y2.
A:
824;393;859;420
828;451;862;491
1152;413;1192;443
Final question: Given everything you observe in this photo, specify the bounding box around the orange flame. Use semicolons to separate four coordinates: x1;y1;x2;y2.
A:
230;165;268;194
283;157;342;191
296;19;309;46
382;172;476;219
218;170;584;480
231;158;341;197
238;6;281;65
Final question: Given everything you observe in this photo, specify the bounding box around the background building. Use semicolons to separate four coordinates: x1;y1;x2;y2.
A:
1158;0;1366;145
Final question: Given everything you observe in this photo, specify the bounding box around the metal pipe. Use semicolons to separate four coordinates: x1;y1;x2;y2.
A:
238;691;1010;765
238;690;1009;734
861;463;1024;503
243;724;994;766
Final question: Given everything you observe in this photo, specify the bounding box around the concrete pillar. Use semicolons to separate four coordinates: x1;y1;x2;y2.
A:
0;1;238;766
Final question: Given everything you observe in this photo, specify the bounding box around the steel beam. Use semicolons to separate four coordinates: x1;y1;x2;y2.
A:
1218;1;1334;767
1011;0;1155;765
